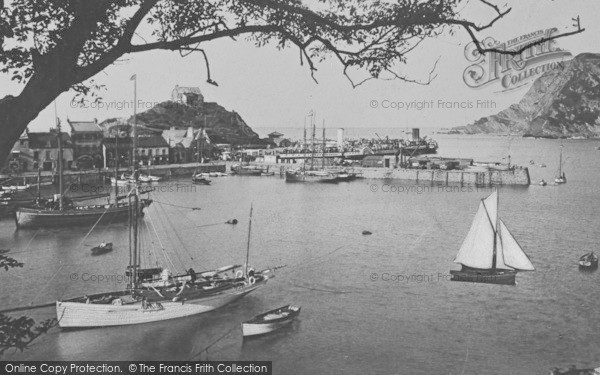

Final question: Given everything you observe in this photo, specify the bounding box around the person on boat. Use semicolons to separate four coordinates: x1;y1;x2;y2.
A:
100;242;107;248
141;297;148;309
187;268;196;282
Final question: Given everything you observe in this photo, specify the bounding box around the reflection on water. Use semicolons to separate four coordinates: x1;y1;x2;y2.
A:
2;136;600;374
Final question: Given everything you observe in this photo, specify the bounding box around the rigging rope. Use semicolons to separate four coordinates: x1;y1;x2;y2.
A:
155;197;198;265
146;205;178;272
78;205;113;246
152;200;201;210
189;325;239;361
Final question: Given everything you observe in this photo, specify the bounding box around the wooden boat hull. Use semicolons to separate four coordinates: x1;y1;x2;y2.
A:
242;318;295;337
579;262;598;270
450;269;517;285
192;177;211;185
285;171;338;183
14;202;150;229
56;280;266;328
242;305;301;337
91;243;113;256
232;167;262;176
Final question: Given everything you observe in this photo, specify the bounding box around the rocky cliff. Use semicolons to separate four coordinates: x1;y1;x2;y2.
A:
454;53;600;138
132;101;260;144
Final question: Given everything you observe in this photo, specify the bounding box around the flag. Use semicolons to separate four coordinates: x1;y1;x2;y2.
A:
130;74;136;80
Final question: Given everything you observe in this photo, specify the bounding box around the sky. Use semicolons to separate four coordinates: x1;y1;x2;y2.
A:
1;0;599;137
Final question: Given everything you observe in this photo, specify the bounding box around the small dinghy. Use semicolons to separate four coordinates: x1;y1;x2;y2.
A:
579;252;598;270
242;305;301;337
91;242;113;256
362;230;372;235
192;175;211;185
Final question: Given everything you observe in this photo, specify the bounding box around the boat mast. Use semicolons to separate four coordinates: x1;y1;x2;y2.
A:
55;102;64;211
36;168;41;201
558;146;562;177
322;119;325;170
491;190;499;270
302;116;306;171
303;116;307;172
133;186;139;284
244;204;253;278
310;112;316;171
114;132;119;204
131;74;137;177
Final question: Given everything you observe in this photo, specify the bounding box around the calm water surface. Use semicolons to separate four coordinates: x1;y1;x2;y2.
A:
2;135;600;374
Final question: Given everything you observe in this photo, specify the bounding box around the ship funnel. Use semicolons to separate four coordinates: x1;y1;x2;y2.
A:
337;128;344;150
412;128;420;141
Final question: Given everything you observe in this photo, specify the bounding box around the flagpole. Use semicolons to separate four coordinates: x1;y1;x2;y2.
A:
131;74;137;175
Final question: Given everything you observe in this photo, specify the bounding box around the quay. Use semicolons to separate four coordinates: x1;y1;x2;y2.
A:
0;163;226;186
1;160;530;187
243;161;531;186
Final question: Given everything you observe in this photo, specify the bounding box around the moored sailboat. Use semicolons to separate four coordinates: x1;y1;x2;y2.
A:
14;117;150;229
450;191;535;285
56;189;275;328
284;113;338;183
554;146;567;184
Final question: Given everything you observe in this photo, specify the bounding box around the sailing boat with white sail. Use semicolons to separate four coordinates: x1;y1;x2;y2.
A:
56;191;275;328
555;145;567;184
450;191;535;285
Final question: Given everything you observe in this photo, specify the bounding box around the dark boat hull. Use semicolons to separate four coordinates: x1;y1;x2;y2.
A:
192;177;211;185
578;260;598;270
285;171;338;183
91;244;113;256
400;145;438;156
232;168;262;176
14;202;149;229
450;269;517;285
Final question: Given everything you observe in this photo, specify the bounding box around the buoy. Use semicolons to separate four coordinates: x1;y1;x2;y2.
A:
226;219;238;225
362;230;372;235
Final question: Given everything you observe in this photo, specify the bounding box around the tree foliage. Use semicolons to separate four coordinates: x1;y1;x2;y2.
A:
0;0;585;162
0;251;57;357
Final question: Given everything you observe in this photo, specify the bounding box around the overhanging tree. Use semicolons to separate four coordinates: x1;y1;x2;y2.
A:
0;0;584;162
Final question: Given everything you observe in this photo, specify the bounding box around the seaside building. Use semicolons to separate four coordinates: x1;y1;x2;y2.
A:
6;128;74;172
136;135;170;165
267;131;285;147
101;136;132;169
67;118;103;169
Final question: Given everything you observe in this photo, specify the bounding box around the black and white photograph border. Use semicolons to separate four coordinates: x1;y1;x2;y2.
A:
1;1;599;374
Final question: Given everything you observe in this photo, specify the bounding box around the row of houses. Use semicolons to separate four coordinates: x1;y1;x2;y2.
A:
5;119;215;173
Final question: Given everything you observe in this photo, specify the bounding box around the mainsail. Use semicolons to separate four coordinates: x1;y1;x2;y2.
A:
454;199;496;269
454;191;534;271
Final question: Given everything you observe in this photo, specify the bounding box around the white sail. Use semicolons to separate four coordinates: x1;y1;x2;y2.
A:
498;219;535;271
494;230;513;270
454;200;495;269
482;191;498;229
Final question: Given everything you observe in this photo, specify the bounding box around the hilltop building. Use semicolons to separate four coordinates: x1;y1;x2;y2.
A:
171;85;204;106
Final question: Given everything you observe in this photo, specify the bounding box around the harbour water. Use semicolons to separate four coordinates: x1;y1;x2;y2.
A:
2;135;600;374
